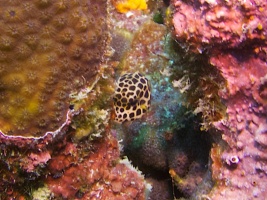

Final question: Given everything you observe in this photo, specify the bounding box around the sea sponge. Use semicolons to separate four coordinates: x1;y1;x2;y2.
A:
112;0;148;13
0;0;108;137
113;72;151;123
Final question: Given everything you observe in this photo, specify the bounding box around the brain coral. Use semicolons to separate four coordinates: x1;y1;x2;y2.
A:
0;0;108;137
113;72;151;123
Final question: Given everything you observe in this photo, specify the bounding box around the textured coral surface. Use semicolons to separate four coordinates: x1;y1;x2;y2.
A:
172;0;267;199
172;0;267;52
3;0;267;199
0;0;108;137
209;52;267;199
46;133;148;200
0;1;155;199
0;63;123;199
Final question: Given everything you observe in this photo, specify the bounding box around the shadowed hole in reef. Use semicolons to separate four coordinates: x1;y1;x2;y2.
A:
121;114;213;199
163;0;170;6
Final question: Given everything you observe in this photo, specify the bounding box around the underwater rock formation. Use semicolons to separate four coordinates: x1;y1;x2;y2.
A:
3;0;267;198
172;0;267;199
209;52;267;199
0;129;151;199
46;133;150;199
111;15;213;198
0;1;153;199
172;0;267;53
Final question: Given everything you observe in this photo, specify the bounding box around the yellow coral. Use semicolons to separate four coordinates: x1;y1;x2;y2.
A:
113;0;147;13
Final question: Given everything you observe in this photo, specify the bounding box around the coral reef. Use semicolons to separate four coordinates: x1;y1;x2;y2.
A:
111;15;213;198
172;0;267;53
171;52;226;131
3;0;267;199
208;52;267;199
172;0;267;199
0;0;108;137
0;61;121;199
0;129;151;199
0;0;159;198
46;133;150;199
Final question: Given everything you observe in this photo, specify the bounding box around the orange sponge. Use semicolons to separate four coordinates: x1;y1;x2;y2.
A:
112;0;148;13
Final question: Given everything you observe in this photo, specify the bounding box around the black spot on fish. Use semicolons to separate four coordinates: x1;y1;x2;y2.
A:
129;85;136;91
129;113;134;118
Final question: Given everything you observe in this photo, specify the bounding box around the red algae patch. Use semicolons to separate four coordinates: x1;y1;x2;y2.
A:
46;134;150;199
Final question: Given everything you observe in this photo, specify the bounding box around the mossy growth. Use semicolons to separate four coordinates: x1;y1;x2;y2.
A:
70;66;116;142
151;0;172;26
32;185;52;200
132;125;152;149
153;10;164;24
0;145;45;199
165;35;226;130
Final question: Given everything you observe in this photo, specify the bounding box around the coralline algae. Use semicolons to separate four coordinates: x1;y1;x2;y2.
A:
172;0;267;199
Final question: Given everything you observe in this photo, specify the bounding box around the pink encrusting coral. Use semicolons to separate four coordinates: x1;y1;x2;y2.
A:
172;0;267;53
21;151;51;173
209;52;267;199
172;0;267;199
46;133;150;199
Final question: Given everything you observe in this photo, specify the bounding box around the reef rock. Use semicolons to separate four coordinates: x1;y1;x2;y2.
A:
209;51;267;199
172;0;267;199
46;133;150;199
172;0;267;53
